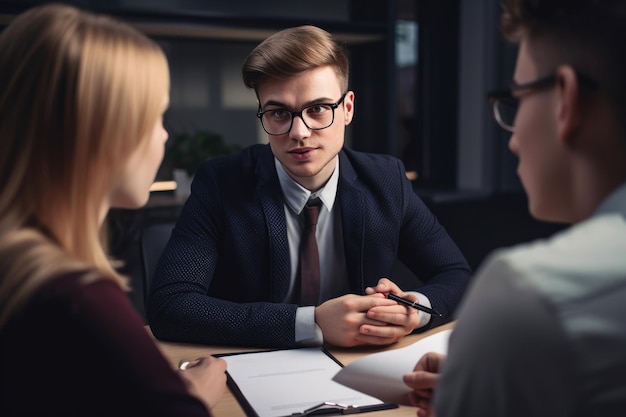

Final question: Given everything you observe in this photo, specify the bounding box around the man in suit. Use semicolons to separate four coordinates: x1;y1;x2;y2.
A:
148;25;472;349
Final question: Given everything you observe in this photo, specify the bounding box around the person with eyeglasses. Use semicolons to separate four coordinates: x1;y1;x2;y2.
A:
403;1;626;416
148;25;472;349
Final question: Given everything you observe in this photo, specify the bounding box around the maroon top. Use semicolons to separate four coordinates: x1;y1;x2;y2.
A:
0;272;212;416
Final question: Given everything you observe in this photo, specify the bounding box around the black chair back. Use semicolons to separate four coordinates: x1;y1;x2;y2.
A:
140;222;175;309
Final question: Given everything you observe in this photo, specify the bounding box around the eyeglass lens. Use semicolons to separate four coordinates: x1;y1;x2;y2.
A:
260;104;336;135
494;98;518;132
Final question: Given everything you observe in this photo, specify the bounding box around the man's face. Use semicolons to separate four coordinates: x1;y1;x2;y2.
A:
256;65;354;191
509;39;571;222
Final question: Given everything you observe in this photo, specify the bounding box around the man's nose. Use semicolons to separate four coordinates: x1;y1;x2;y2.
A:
290;114;311;138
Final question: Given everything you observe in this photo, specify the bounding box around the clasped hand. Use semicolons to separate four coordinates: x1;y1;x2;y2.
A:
315;278;420;347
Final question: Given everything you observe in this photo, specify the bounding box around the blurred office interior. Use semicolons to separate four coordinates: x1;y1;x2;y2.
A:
0;0;565;320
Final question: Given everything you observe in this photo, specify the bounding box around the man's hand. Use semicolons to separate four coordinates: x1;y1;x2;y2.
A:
365;277;405;297
315;293;404;346
364;278;421;337
403;352;445;417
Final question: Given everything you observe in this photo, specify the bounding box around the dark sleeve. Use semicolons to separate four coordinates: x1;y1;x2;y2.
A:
339;150;471;329
148;155;301;348
394;159;473;329
433;254;577;417
74;278;213;417
0;274;212;417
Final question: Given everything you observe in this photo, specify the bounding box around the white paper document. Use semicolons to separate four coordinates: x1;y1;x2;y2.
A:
332;329;452;406
220;347;394;417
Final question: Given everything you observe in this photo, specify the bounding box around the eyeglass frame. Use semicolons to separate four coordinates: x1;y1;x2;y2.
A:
256;92;348;136
487;71;598;133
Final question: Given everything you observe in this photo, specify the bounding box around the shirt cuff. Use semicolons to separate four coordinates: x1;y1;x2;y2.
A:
408;291;432;328
295;306;323;346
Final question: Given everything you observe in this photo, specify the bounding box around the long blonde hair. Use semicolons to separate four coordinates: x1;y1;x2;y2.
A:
0;4;170;327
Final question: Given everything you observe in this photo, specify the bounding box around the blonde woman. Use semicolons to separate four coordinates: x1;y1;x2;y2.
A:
0;4;225;416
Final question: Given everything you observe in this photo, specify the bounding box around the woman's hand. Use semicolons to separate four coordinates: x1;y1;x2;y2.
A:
178;356;228;410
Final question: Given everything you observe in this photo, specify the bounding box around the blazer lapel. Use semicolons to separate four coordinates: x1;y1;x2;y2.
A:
255;148;291;302
338;152;366;293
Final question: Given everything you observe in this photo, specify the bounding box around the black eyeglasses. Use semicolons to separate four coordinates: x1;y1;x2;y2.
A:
487;72;598;133
257;92;347;136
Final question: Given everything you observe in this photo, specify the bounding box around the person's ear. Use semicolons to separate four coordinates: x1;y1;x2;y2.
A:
555;65;583;145
343;91;355;125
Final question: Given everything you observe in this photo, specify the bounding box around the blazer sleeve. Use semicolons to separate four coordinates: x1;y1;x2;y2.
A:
397;169;473;329
147;151;302;348
342;150;472;330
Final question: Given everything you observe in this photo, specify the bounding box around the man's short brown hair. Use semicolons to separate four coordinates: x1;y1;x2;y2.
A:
242;25;349;93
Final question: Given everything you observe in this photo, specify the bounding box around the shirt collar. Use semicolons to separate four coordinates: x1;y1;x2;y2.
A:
275;157;339;215
594;181;626;218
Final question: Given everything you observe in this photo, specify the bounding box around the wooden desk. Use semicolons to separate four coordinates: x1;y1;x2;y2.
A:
154;322;453;417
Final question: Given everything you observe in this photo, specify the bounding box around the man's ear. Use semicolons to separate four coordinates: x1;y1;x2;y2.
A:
343;91;355;125
556;65;583;145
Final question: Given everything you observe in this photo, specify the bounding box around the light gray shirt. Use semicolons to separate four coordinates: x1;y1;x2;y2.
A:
435;182;626;417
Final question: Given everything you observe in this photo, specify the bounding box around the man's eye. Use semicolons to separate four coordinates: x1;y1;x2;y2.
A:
269;109;289;119
306;104;331;115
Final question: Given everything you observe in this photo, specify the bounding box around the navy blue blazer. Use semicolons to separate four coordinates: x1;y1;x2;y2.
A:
148;144;471;348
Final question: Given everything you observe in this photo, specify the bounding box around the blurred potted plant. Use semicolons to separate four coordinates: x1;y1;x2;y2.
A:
159;130;241;197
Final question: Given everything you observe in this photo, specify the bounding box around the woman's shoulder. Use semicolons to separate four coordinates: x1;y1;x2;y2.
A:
34;269;120;301
22;270;137;332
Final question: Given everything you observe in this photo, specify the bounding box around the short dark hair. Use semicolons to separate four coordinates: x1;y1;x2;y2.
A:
500;0;626;127
241;25;349;93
